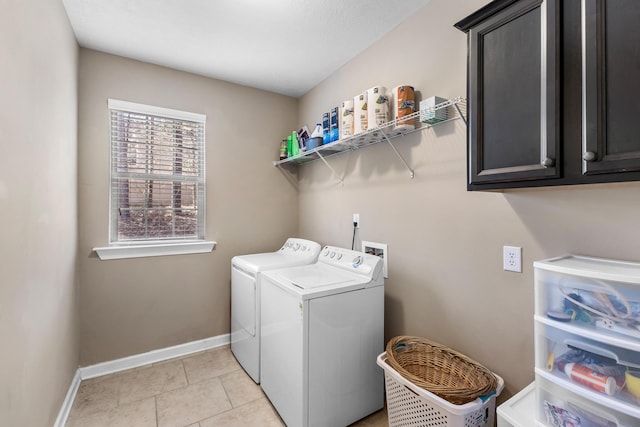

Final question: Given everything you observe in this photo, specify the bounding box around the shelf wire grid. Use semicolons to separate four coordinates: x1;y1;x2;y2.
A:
273;97;467;167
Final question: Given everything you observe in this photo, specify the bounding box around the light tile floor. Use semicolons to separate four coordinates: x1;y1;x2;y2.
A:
66;345;388;427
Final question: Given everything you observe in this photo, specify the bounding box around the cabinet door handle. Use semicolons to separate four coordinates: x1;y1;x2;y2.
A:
542;157;555;168
583;151;597;162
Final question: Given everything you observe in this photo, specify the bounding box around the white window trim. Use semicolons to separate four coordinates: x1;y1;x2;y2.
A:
108;99;206;123
106;99;207;248
94;240;216;260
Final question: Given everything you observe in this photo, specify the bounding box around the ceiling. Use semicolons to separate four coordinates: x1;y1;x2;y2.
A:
62;0;431;98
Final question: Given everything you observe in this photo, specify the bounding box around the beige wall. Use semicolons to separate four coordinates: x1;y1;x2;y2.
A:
77;49;299;365
12;0;637;418
297;0;640;401
0;0;79;425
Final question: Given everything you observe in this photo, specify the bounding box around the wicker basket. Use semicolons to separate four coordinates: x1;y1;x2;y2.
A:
385;336;499;405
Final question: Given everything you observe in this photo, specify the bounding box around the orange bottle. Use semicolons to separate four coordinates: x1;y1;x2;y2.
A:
564;363;617;395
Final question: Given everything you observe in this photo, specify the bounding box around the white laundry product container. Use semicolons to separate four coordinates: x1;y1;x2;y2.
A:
366;86;390;128
354;92;368;134
341;99;354;139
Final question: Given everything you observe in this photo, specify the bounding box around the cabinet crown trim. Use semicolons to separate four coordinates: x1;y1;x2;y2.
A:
454;0;521;32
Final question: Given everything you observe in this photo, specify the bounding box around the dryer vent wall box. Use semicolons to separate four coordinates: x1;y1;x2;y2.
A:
363;241;388;278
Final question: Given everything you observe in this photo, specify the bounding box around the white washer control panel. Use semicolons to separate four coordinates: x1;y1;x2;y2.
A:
318;246;381;278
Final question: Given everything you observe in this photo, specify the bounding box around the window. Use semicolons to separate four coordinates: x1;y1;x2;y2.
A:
108;99;206;244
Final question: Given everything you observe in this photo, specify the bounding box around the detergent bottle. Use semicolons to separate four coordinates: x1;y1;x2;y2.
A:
311;123;323;138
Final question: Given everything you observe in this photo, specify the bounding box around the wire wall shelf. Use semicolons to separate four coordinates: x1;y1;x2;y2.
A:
273;97;467;179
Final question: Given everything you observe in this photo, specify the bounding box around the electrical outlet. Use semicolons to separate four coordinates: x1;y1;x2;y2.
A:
353;213;360;228
503;245;522;273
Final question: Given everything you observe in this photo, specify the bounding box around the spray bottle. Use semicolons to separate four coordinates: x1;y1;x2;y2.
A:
290;131;299;156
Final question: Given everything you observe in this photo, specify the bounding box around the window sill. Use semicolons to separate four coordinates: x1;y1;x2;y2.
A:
93;241;216;260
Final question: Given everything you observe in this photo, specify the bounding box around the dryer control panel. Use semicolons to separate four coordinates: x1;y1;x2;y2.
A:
279;238;321;254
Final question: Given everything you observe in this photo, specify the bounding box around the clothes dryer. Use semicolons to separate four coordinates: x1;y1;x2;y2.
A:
231;238;320;383
260;246;384;427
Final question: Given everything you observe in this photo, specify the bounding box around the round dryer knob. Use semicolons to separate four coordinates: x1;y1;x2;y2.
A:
294;243;300;251
330;251;335;258
323;249;329;256
336;253;342;260
353;256;363;265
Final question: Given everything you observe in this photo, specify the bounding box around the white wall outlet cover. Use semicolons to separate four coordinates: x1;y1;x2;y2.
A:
503;245;522;273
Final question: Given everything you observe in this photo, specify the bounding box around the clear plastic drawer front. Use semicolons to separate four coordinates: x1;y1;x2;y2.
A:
535;321;640;416
534;256;640;347
536;374;637;427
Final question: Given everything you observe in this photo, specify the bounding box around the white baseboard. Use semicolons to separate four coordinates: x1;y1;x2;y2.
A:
79;333;230;380
55;333;230;426
53;369;81;427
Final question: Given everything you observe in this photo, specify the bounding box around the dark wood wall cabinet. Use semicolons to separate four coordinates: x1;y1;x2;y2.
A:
455;0;640;190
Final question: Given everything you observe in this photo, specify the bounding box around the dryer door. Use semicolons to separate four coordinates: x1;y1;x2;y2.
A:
231;264;256;338
231;263;261;383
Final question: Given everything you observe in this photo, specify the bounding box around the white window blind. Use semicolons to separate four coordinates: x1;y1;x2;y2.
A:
108;99;206;244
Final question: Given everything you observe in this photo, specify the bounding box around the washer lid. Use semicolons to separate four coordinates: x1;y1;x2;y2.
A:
275;264;360;289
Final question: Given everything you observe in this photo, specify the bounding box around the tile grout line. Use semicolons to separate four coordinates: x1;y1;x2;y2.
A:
180;358;190;385
192;397;263;426
154;376;234;427
117;375;123;408
154;395;159;427
180;351;256;425
147;359;192;427
218;370;232;405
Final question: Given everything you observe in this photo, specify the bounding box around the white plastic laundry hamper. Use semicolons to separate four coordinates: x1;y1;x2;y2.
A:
377;352;504;427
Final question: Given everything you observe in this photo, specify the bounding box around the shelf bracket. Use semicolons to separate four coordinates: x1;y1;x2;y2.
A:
453;101;467;126
381;132;415;179
273;162;299;190
316;150;344;185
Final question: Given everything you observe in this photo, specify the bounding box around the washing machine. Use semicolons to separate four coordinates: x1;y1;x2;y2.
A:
260;246;384;427
231;238;321;384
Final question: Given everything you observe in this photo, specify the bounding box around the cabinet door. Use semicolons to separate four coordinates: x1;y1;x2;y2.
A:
582;0;640;175
467;0;560;185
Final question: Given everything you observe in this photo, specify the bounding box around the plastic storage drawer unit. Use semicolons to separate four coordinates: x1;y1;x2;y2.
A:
534;255;640;425
496;382;536;427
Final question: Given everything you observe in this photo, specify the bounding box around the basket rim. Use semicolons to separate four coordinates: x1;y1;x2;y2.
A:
377;352;504;414
384;335;499;405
